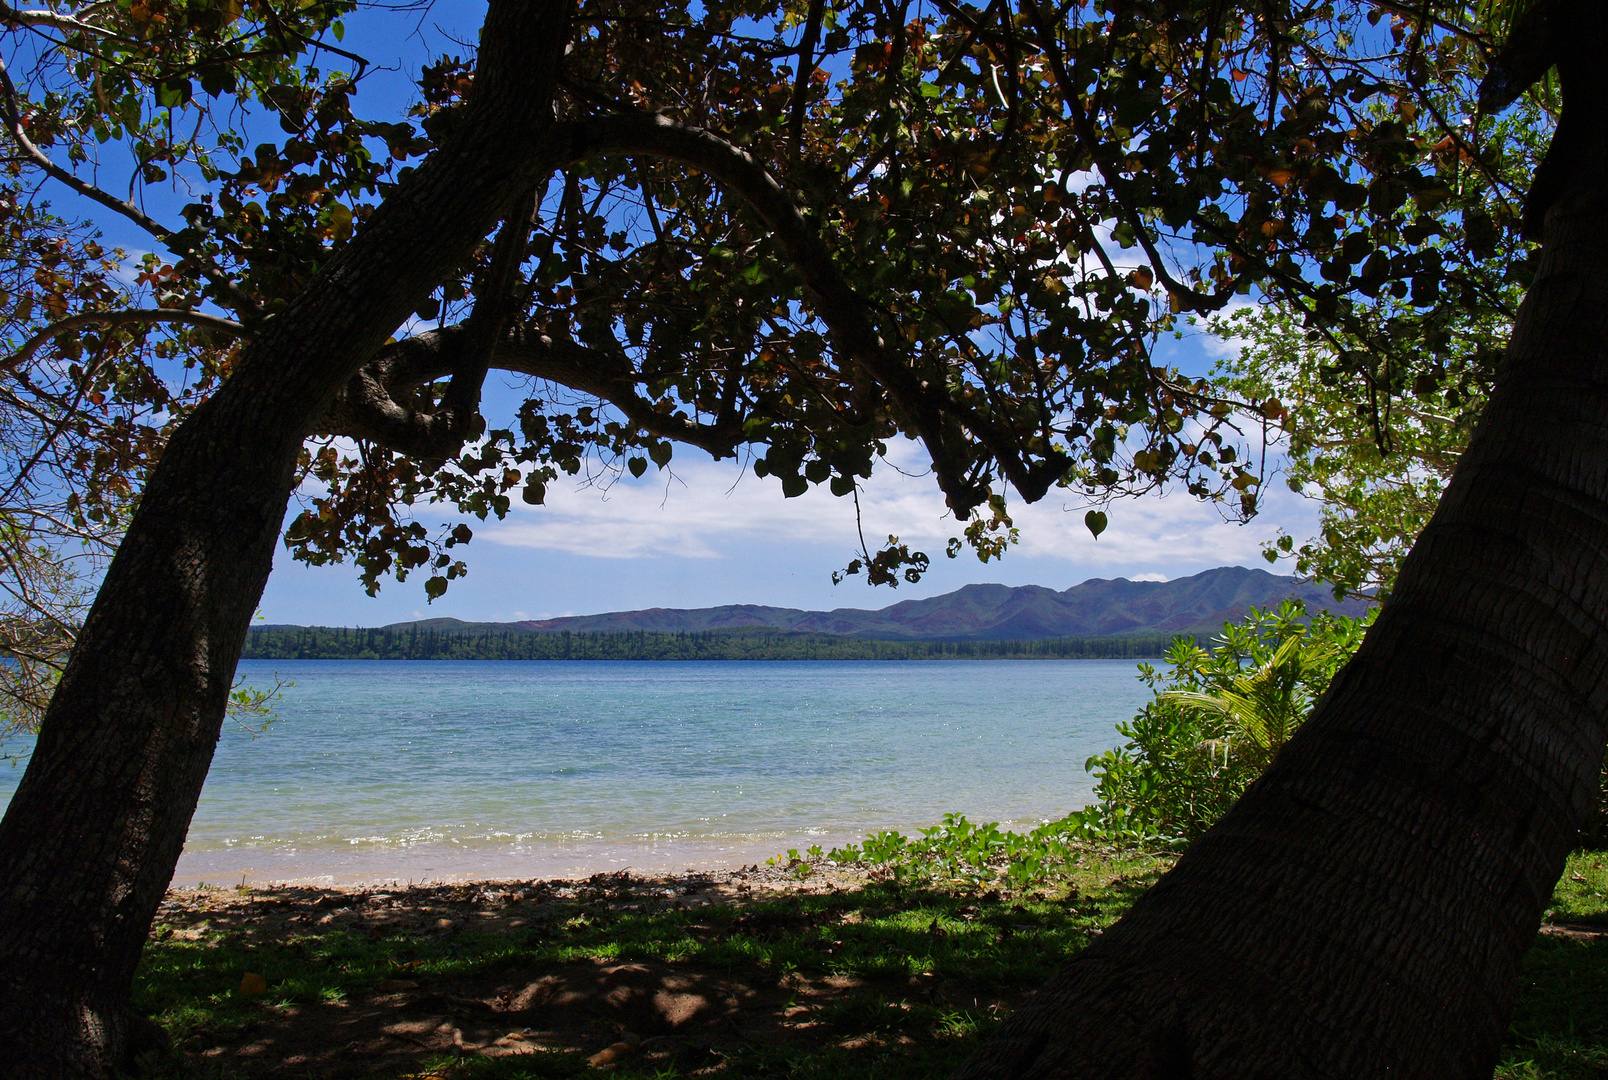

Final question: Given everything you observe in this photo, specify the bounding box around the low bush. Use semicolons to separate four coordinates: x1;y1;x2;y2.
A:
1063;601;1373;845
825;814;1086;891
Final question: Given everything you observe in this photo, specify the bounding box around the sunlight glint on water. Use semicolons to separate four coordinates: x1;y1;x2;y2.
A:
0;659;1153;885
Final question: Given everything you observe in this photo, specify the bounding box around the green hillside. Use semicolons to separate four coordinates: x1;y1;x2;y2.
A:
241;625;1182;661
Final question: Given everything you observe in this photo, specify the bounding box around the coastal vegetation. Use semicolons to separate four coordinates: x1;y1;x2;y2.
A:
805;601;1377;886
0;0;1602;1075
1065;601;1376;844
125;848;1608;1079
240;625;1181;662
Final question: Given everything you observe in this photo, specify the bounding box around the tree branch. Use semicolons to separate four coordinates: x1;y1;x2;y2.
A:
334;189;543;463
1369;0;1491;49
0;57;266;322
787;0;827;155
320;323;746;460
583;109;1068;513
437;186;541;425
0;0;130;41
3;307;247;371
498;330;746;456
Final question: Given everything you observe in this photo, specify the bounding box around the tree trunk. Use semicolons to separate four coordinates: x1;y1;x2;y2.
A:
950;195;1608;1075
0;4;572;1075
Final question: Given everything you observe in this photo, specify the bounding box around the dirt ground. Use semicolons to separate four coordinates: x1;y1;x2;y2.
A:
148;865;1018;1077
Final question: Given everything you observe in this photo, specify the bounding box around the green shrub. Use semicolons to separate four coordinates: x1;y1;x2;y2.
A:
827;813;1083;890
1062;600;1375;845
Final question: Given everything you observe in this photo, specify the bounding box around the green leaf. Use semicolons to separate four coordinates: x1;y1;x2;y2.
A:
627;456;647;478
1084;510;1108;539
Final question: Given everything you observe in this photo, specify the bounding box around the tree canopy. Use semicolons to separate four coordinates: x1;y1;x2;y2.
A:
1211;91;1547;599
0;1;1588;1073
0;0;1547;604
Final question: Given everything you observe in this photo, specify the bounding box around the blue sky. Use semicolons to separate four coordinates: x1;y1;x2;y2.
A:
23;2;1324;625
260;411;1321;624
247;3;1323;625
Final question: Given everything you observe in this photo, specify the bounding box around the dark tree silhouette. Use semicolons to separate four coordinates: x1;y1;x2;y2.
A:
0;0;1581;1074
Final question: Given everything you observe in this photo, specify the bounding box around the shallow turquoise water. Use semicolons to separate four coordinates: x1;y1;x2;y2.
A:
0;659;1153;884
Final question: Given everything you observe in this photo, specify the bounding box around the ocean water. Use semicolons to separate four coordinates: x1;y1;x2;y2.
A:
0;659;1154;885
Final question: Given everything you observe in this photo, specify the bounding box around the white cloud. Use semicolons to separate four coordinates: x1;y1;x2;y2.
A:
1192;298;1261;363
479;441;1315;580
992;484;1303;574
481;459;882;559
1063;168;1100;194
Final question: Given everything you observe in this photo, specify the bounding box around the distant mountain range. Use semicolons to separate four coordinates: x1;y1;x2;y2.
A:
356;566;1368;643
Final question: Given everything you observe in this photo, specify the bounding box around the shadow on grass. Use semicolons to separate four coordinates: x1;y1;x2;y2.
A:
129;854;1173;1079
128;849;1608;1078
1499;932;1608;1079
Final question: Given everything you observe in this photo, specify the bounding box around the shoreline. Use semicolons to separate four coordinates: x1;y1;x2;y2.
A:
166;814;1084;890
168;838;831;890
161;860;864;916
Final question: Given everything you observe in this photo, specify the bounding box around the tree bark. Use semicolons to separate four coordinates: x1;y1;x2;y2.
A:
0;2;573;1075
950;191;1608;1076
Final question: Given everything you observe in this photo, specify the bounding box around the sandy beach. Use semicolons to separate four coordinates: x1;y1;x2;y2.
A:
168;837;824;890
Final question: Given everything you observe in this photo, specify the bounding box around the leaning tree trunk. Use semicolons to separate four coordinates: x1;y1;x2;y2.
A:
950;199;1608;1076
0;3;571;1075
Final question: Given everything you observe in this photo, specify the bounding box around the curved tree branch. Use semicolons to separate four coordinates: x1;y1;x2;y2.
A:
0;58;265;323
325;108;1074;508
3;307;247;371
0;1;129;41
325;190;544;462
320;322;746;460
582;108;1068;514
499;330;748;456
439;185;542;423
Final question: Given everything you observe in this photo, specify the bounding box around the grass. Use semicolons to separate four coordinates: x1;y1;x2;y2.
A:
1497;852;1608;1079
130;854;1170;1078
127;850;1608;1078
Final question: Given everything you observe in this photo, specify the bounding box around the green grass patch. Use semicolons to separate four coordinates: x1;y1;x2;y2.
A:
131;854;1169;1077
129;849;1608;1078
1497;852;1608;1079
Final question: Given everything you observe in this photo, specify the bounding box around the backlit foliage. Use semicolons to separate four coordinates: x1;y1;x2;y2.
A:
0;1;1549;610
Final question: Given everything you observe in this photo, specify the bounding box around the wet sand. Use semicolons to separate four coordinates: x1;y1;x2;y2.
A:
169;836;844;889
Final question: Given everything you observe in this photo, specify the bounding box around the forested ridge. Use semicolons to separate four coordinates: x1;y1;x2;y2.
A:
242;625;1180;660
